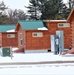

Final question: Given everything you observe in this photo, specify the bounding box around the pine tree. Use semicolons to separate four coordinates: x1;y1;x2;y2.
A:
44;0;64;20
26;0;39;20
26;0;65;20
62;0;74;19
0;1;8;24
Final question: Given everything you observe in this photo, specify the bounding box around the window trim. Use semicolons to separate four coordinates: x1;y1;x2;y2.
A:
58;23;70;27
32;32;43;37
7;34;15;38
20;33;23;45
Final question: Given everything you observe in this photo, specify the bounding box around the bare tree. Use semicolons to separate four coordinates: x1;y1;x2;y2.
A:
7;9;26;24
7;9;17;24
16;9;26;20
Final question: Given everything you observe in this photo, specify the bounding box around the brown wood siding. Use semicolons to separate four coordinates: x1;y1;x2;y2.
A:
16;21;71;50
2;32;18;47
71;21;74;48
17;25;25;48
25;30;50;50
0;33;2;46
46;22;71;48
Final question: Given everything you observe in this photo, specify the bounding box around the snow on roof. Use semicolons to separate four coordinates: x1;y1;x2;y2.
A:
18;20;47;30
38;27;48;30
0;25;16;32
6;29;15;32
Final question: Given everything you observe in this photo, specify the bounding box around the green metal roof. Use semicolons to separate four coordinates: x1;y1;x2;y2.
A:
19;20;48;30
0;24;16;32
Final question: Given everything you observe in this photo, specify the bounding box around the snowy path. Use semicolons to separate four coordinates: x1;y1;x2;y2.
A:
0;53;74;75
0;53;74;63
0;64;74;75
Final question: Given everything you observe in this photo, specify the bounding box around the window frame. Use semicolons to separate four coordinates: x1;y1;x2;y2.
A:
20;33;23;45
58;23;70;27
32;32;43;37
7;34;15;38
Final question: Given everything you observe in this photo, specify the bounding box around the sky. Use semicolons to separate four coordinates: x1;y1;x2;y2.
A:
0;0;29;13
0;0;68;13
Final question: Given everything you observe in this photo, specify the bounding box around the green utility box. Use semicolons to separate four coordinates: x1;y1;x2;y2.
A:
0;47;12;57
2;48;10;56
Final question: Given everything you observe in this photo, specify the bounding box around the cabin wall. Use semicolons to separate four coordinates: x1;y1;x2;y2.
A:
0;33;2;47
70;16;74;48
17;25;25;48
46;22;71;48
25;30;50;50
2;32;18;47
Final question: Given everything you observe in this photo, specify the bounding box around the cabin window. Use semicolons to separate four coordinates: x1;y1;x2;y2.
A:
7;34;15;38
20;33;23;45
58;23;70;27
32;32;43;37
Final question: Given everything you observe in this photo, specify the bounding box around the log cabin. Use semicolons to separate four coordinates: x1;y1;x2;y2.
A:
0;25;18;47
15;20;71;52
15;20;50;51
67;8;74;48
1;8;74;52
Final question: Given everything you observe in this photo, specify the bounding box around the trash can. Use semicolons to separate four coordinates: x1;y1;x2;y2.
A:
1;47;11;56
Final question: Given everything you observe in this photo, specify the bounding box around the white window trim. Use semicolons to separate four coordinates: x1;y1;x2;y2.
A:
58;23;70;27
32;32;43;37
20;33;23;45
7;34;15;38
20;33;23;40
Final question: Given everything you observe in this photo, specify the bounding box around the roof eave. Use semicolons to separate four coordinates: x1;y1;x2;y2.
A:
67;8;74;22
15;22;20;31
43;20;67;22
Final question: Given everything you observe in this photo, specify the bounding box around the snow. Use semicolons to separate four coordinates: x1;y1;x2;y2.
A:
6;29;15;32
38;27;48;30
0;52;74;74
0;52;73;63
0;64;74;75
12;47;18;51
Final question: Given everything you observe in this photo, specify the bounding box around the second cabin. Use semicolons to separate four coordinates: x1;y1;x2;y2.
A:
15;20;71;51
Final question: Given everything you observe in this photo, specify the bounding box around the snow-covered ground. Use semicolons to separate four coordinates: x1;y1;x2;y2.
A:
0;52;74;75
0;63;74;75
0;52;74;63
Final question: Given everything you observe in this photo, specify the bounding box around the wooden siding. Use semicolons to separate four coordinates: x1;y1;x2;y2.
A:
46;22;71;48
2;32;18;47
16;21;71;50
25;30;50;50
17;25;26;48
0;33;2;46
71;21;74;48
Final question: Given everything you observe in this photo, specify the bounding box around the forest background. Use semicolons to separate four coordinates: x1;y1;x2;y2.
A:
0;0;73;24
